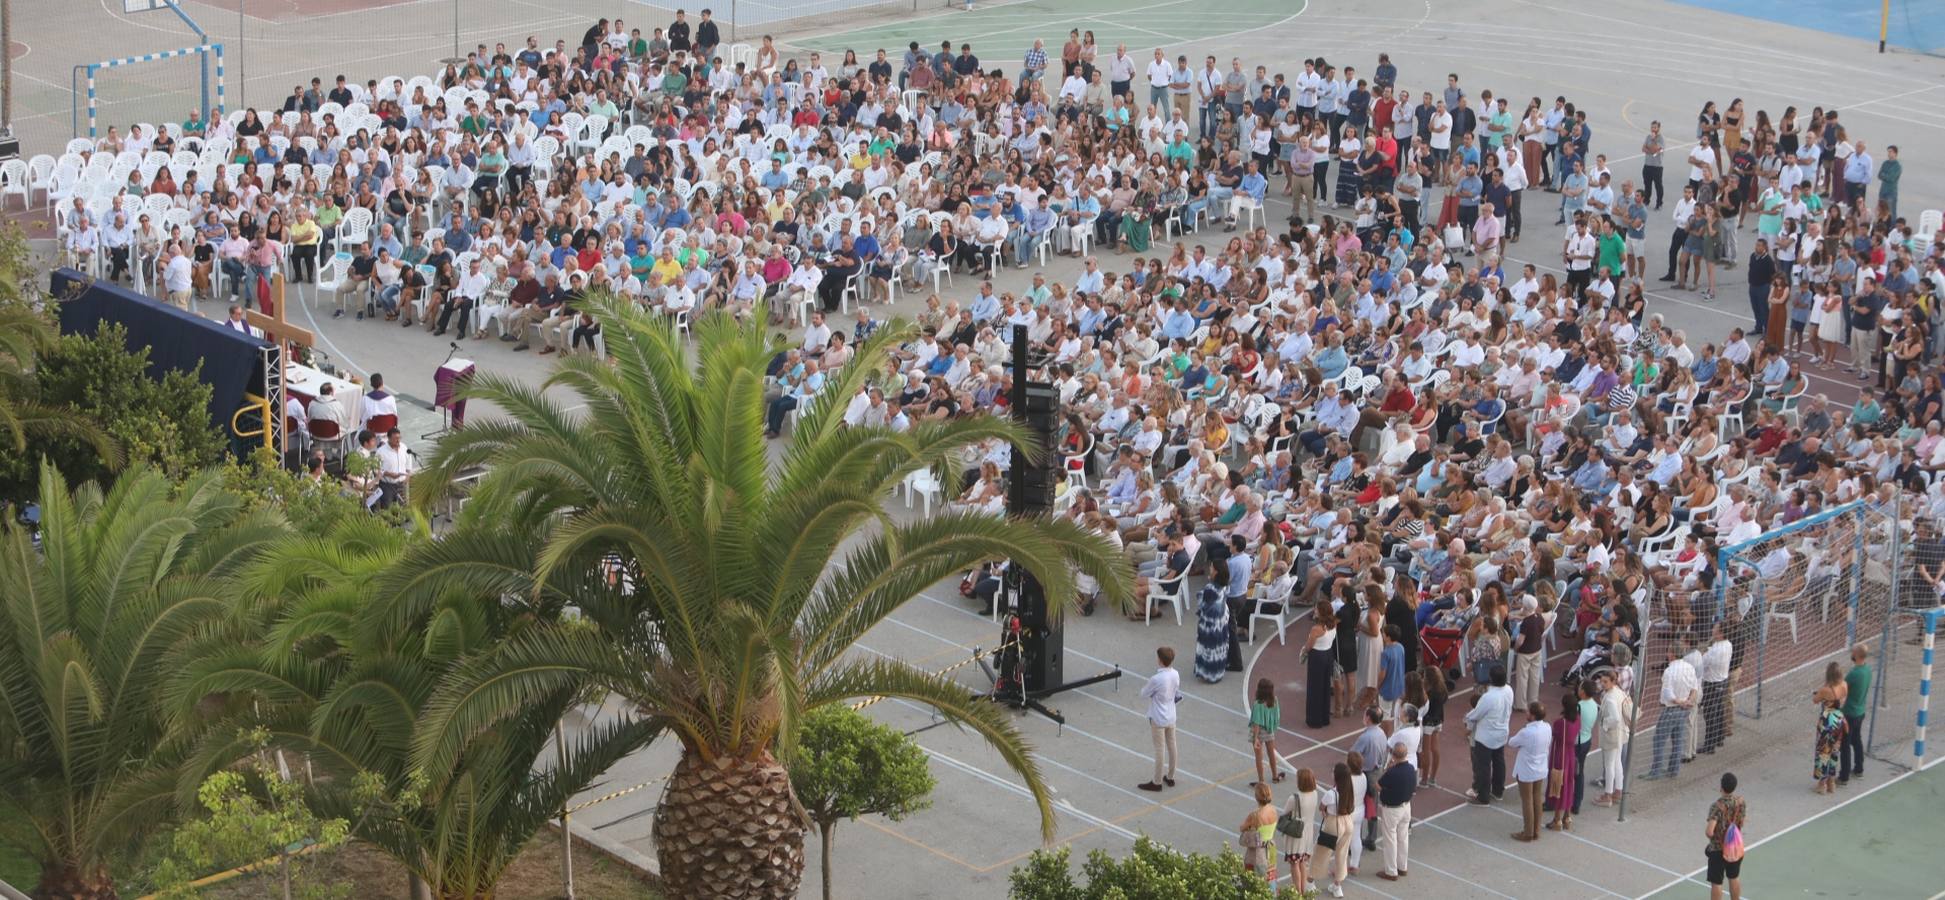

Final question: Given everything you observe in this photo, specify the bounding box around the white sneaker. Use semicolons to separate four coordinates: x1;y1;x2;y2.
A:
1329;884;1344;898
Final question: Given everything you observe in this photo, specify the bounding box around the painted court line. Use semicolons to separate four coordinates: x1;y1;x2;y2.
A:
1416;820;1630;899
1637;753;1945;898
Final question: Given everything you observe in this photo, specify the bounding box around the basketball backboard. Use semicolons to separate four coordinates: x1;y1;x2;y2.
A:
122;0;171;12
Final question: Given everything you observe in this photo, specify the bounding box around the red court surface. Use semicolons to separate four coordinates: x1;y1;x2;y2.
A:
196;0;432;25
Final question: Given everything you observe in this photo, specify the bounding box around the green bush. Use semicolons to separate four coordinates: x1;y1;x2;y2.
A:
1008;836;1304;900
0;322;225;499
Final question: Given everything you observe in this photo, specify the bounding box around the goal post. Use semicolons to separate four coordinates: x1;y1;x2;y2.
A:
1616;495;1930;817
72;43;224;140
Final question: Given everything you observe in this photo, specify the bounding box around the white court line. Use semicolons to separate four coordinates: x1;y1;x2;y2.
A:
789;0;1204;52
1417;779;1694;882
874;615;1269;782
5;11;589;129
858;687;1146;840
1636;753;1945;898
858;634;1535;900
1416;820;1630;899
916;590;1253;721
1602;82;1945;166
880;606;1592;898
1082;18;1183;44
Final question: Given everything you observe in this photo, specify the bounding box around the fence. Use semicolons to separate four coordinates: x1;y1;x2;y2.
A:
60;0;929;144
1614;497;1936;816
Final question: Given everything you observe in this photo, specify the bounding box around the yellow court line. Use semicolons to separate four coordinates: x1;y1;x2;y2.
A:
859;816;989;872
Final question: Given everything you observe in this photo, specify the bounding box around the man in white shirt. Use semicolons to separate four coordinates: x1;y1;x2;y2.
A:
1659;186;1698;282
801;310;833;354
1685;137;1716;192
1464;663;1513;804
161;244;195;311
1506;701;1553;842
101;211;135;283
1138;645;1181;792
374;427;416;509
1563;220;1597;297
1642;644;1701;780
1696;622;1734;755
66;216;100;273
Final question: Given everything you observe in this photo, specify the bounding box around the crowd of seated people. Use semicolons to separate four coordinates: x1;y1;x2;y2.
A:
45;19;1945;807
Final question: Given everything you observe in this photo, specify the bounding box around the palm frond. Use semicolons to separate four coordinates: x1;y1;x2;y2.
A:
800;658;1058;841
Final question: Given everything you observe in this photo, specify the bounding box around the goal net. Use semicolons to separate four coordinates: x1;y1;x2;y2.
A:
1615;497;1931;814
80;44;221;142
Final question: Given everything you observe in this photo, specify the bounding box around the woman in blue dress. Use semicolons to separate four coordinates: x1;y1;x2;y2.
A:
1195;561;1233;683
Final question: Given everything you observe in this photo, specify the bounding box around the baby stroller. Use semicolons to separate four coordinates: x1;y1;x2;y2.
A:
1561;634;1639;689
1419;625;1465;685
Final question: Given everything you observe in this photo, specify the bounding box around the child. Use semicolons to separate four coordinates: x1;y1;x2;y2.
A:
1251;677;1285;784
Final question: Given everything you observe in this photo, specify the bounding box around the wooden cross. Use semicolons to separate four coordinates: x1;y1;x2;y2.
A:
245;273;316;455
245;273;316;352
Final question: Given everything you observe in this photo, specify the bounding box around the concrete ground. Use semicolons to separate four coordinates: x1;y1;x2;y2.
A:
17;0;1945;896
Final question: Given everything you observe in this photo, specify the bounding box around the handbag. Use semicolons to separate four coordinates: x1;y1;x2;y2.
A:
1546;768;1565;800
1275;810;1305;840
1314;828;1338;851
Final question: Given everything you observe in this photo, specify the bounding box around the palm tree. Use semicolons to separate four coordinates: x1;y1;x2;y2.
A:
390;294;1131;900
171;517;656;900
0;463;283;899
0;306;121;466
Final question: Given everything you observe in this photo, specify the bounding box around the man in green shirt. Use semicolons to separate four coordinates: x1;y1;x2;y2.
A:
1877;144;1902;219
1839;644;1871;784
1596;217;1625;276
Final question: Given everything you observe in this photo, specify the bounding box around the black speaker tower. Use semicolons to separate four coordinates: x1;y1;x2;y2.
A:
977;330;1119;726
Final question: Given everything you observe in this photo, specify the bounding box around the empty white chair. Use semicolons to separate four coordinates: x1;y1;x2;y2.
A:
0;159;28;210
336;207;373;250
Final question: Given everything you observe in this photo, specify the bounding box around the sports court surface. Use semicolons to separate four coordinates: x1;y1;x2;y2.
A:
14;0;1945;897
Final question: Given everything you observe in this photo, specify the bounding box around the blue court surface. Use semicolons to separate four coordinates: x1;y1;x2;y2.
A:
1675;0;1945;53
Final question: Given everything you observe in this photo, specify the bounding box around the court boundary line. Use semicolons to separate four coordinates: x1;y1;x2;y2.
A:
888;600;1652;895
1636;752;1945;898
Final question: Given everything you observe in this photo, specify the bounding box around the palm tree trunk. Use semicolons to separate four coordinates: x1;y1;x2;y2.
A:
32;864;118;900
653;749;806;900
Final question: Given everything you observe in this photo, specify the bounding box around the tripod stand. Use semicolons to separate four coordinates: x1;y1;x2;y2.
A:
976;603;1120;729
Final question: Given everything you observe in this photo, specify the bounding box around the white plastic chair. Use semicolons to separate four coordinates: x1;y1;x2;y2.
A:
0;159;28;210
1143;574;1187;626
336;207;373;249
902;469;943;516
1247;577;1297;645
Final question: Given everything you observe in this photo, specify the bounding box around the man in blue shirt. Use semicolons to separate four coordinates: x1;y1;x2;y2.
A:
760;159;791;191
968;282;1002;323
1012;195;1055;267
1299;383;1356;455
1226;161;1268;232
1161;299;1195;341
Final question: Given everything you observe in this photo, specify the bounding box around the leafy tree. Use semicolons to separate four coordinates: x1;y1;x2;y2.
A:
1008;837;1303;900
390;295;1131;900
218;447;385;535
0;305;120;483
789;706;936;900
152;729;351;900
170;517;654;900
0;463;286;899
0;322;217;500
